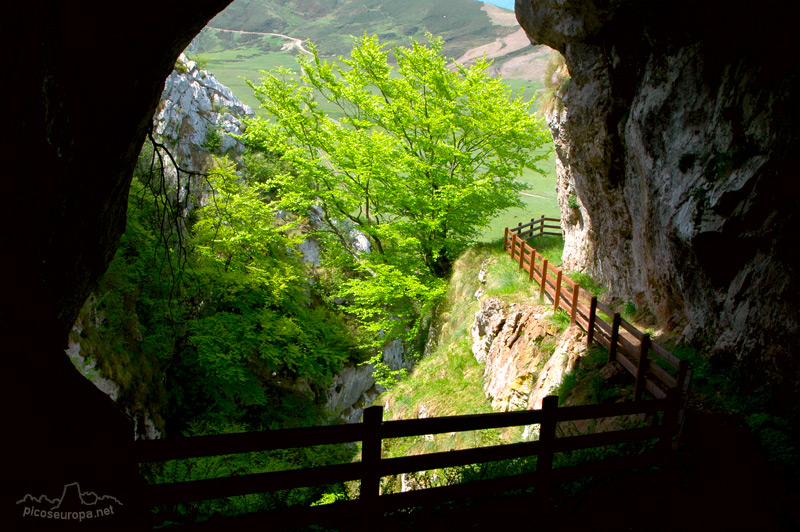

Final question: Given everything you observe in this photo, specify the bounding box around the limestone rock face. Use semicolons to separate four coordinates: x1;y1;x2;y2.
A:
324;338;414;423
547;104;593;271
471;298;586;411
516;0;800;401
527;325;586;410
471;298;508;365
326;365;376;415
152;54;254;213
156;55;253;164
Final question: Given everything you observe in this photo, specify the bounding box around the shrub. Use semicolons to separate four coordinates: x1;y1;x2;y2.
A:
567;193;579;210
537;51;570;118
204;127;223;152
187;53;210;71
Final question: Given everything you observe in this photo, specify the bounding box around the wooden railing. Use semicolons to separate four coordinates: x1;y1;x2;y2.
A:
503;224;691;402
506;215;563;241
133;394;679;528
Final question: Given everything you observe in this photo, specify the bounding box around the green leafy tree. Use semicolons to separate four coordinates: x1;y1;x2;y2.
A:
243;34;551;346
245;34;549;277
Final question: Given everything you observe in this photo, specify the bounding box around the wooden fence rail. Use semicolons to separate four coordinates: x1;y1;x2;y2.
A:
505;215;563;242
133;394;679;526
503;222;692;403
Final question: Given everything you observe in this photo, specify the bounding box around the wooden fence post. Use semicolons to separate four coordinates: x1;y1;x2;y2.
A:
608;313;621;364
587;296;597;346
553;269;562;313
529;249;536;281
513;233;520;259
540;215;545;237
361;406;383;507
537;395;558;500
519;242;526;270
504;227;509;251
569;284;580;325
634;334;650;402
539;259;548;301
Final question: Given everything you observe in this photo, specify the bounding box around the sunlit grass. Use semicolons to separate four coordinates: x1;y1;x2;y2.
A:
478;150;560;243
378;243;533;458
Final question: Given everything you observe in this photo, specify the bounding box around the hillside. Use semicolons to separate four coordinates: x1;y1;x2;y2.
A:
198;0;516;59
374;239;628;487
372;235;799;531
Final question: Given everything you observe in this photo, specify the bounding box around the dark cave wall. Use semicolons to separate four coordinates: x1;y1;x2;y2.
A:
3;1;232;523
516;0;800;404
7;2;232;337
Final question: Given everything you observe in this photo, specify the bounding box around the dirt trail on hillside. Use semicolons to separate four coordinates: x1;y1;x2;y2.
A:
206;26;313;57
454;28;530;64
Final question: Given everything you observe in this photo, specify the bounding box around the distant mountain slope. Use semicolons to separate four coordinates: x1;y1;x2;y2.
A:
189;0;554;115
203;0;516;58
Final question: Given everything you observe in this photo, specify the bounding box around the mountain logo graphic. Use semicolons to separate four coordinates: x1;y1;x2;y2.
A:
17;482;122;521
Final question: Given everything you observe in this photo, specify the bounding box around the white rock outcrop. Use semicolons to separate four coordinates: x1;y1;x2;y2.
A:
325;365;376;415
324;337;415;423
155;54;253;162
150;54;255;214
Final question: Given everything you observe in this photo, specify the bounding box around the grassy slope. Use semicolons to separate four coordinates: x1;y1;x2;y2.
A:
378;237;565;438
378;244;534;462
478;150;559;243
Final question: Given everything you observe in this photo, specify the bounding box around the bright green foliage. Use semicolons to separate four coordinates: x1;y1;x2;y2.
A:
191;162;302;307
86;148;362;432
245;34;549;276
174;163;355;422
244;34;550;346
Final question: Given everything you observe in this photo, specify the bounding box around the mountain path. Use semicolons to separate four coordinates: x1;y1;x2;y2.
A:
206;26;313;57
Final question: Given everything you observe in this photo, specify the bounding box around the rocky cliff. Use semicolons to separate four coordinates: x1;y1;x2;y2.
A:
153;54;253;207
516;0;800;404
471;297;588;413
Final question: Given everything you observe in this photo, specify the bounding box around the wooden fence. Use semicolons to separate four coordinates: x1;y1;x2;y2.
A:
506;215;563;240
133;394;679;528
503;224;691;402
